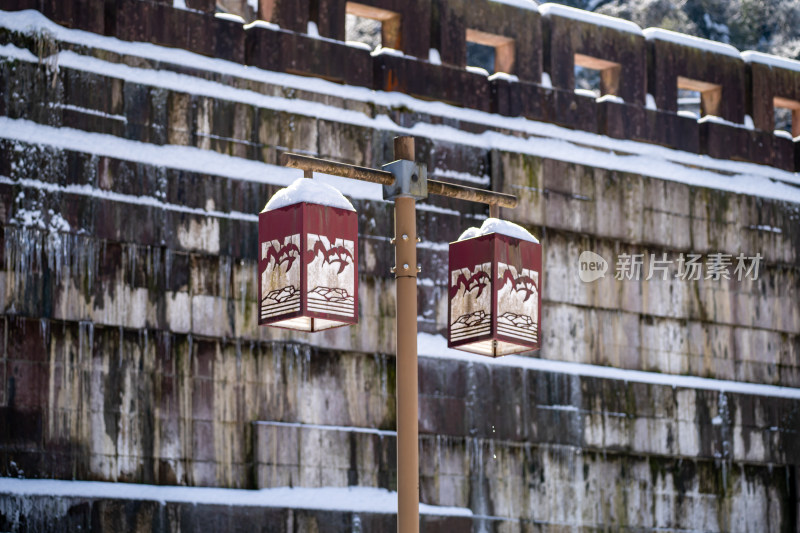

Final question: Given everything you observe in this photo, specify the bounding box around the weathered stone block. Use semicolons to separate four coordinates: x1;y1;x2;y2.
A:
373;53;490;112
771;134;795;172
244;24;282;72
316;0;429;58
43;0;106;34
277;31;372;89
544;12;646;105
551;87;598;133
747;60;800;133
598;99;646;140
648;38;746;124
699;120;750;161
257;0;309;32
436;0;541;83
211;16;245;64
639;109;700;153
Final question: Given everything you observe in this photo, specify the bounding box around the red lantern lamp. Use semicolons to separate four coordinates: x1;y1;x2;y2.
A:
258;178;358;331
448;219;541;356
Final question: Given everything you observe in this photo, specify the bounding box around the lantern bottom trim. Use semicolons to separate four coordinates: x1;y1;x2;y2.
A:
450;339;536;357
268;316;351;332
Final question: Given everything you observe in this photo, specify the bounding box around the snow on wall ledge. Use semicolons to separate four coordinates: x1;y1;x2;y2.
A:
0;7;798;172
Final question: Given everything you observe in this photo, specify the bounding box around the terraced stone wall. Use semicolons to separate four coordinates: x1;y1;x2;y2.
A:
0;2;799;531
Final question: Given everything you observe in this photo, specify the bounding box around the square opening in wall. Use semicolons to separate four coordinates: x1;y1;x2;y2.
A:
465;29;514;75
345;2;400;51
574;54;620;99
677;76;721;118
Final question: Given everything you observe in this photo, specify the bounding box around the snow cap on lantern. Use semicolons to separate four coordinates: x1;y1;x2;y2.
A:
259;178;358;331
448;218;541;356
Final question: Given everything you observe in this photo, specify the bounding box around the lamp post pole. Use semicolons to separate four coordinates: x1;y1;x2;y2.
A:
280;137;516;533
392;136;420;533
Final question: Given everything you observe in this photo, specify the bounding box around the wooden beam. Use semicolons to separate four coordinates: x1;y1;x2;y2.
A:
574;53;620;72
677;76;721;94
774;96;800;111
346;1;398;21
466;28;513;48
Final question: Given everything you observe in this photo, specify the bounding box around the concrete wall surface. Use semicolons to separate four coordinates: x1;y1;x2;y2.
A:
0;1;798;531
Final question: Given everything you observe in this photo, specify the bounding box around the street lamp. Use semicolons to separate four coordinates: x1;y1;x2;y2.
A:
259;137;522;533
258;178;359;331
449;219;542;356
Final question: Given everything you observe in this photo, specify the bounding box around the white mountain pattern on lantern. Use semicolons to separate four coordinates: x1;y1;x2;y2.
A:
307;286;355;317
451;310;491;341
497;312;537;343
267;286;299;303
261;285;300;319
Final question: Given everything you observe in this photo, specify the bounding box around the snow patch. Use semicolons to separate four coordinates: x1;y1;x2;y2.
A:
263;177;356;212
774;129;794;140
1;175;258;223
254;420;396;437
371;46;404;57
417;333;800;400
643;28;740;58
574;88;598;99
678;110;699;120
0;478;473;517
540;72;552;88
306;21;320;37
698;114;740;127
244;20;280;31
428;48;441;65
539;3;643;35
596;94;624;104
741;50;800;72
748;224;782;234
743;114;754;130
346;40;372;51
432;168;491;186
215;12;245;24
457;217;539;243
645;93;656;110
11;204;70;233
172;0;187;9
466;65;490;76
488;71;519;82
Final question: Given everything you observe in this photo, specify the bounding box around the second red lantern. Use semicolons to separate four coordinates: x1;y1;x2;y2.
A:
448;219;541;356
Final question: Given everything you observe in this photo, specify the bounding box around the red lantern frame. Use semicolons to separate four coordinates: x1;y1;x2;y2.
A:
258;202;359;332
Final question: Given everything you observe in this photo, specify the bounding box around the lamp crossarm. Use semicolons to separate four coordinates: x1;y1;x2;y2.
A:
281;152;518;209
